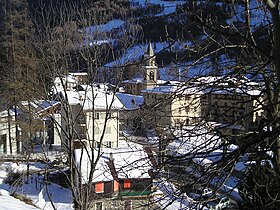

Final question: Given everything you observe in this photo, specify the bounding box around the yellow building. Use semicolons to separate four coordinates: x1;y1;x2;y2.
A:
142;76;264;131
142;82;203;128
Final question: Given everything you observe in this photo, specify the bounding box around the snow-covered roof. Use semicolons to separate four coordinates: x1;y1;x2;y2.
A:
20;100;60;114
74;140;152;184
0;109;16;118
207;121;245;131
122;77;144;84
54;75;76;84
167;127;222;156
58;87;123;110
68;72;88;76
142;76;262;97
0;100;60;118
142;83;202;95
116;93;144;110
205;87;261;96
192;75;249;85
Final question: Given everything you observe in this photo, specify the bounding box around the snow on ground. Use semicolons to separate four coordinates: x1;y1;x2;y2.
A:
167;127;222;156
0;189;39;210
226;0;267;29
153;178;206;210
130;0;185;16
0;161;73;210
105;40;189;69
82;19;125;34
105;41;172;67
146;126;244;202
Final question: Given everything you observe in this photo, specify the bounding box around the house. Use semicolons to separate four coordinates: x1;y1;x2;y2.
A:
142;76;264;131
56;81;123;149
193;76;265;130
68;72;89;84
0;100;61;155
142;82;204;128
116;93;144;135
0;109;18;155
74;140;155;210
122;43;166;95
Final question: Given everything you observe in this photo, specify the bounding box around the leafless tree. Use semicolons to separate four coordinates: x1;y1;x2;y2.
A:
139;1;280;209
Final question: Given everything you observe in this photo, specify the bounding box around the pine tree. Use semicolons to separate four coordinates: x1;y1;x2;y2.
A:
0;0;42;154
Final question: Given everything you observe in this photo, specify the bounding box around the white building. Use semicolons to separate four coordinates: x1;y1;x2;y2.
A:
116;93;144;135
0;100;61;155
0;110;18;155
56;81;123;149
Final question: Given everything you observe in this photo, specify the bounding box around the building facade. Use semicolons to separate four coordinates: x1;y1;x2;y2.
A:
142;76;264;131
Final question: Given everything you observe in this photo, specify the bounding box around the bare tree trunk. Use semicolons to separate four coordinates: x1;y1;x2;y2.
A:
267;0;280;167
8;107;12;154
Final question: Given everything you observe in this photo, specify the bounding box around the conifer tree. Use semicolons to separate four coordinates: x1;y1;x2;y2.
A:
0;0;42;153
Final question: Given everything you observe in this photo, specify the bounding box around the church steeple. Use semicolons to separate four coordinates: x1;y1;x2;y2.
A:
144;42;156;67
147;42;154;57
143;43;158;83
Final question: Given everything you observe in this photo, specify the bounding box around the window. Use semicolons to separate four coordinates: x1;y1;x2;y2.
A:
0;134;7;154
100;113;106;119
149;71;154;80
178;108;182;114
105;141;112;148
95;142;101;148
201;95;207;100
185;95;191;101
95;112;99;119
95;202;103;210
95;182;104;193
174;119;181;125
124;180;131;189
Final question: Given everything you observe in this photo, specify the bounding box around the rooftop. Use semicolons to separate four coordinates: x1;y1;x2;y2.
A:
116;93;144;110
74;140;152;184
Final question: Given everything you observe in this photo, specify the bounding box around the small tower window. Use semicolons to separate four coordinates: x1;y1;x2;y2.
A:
149;71;154;81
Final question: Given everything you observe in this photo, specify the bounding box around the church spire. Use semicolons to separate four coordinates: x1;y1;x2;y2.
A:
147;42;154;57
144;42;156;67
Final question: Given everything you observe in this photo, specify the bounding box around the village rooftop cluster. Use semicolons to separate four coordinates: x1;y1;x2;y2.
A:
0;44;266;210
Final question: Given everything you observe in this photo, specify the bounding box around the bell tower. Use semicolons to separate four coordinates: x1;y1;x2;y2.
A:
143;43;159;90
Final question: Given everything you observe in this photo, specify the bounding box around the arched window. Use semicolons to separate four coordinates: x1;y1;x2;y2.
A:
149;71;154;81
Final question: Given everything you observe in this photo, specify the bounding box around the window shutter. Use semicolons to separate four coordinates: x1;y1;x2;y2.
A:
113;180;119;192
95;182;104;193
124;180;131;189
